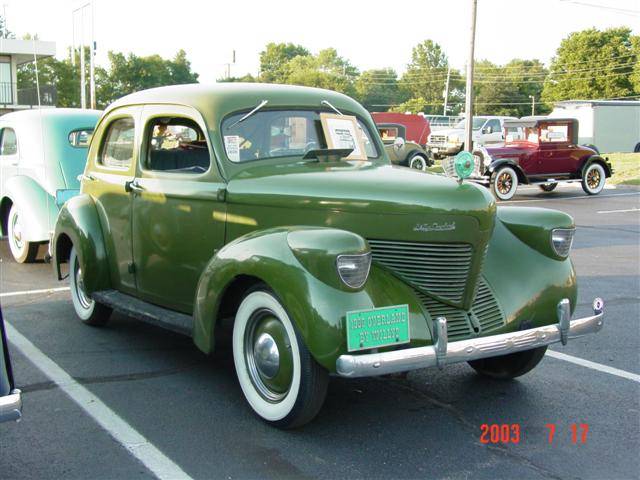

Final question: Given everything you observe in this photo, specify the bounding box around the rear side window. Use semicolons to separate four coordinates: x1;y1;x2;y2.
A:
145;118;210;174
68;129;94;148
0;128;17;155
101;118;135;168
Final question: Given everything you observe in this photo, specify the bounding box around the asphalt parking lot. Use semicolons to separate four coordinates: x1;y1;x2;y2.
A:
1;185;639;480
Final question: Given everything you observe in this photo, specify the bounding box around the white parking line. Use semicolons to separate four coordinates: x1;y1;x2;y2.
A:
502;192;640;204
5;322;194;480
597;208;640;214
0;287;70;298
546;350;640;383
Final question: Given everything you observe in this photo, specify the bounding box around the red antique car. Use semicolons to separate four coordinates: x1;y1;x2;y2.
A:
443;117;613;200
371;112;431;148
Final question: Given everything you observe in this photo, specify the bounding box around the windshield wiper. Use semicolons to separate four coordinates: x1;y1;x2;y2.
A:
321;100;343;115
227;99;268;129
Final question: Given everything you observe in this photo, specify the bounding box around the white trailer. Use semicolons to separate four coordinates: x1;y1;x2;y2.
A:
549;100;640;153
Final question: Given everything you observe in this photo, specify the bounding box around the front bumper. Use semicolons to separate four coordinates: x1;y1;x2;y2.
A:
336;298;604;378
0;389;22;423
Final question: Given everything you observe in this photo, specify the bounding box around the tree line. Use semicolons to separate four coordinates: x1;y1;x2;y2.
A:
15;26;640;117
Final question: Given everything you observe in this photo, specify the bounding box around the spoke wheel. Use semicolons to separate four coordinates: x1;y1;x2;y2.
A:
581;163;605;195
490;167;518;201
7;205;39;263
233;288;328;428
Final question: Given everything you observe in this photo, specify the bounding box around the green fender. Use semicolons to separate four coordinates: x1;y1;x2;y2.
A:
53;194;111;294
192;226;433;372
2;176;59;241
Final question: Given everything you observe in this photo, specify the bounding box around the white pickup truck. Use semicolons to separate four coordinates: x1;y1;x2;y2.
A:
427;116;516;158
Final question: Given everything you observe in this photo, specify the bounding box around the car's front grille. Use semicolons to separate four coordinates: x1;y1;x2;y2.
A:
429;134;447;146
368;239;473;305
413;278;505;341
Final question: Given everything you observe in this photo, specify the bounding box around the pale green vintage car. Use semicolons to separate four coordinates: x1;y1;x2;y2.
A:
0;109;100;262
52;84;603;428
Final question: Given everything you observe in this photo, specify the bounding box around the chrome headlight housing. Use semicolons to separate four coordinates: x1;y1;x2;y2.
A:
336;253;372;289
551;228;575;258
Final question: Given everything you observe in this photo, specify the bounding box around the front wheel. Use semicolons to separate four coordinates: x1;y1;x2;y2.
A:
233;288;328;429
69;248;112;326
581;163;606;195
539;183;558;192
7;205;39;263
490;166;518;201
409;154;429;171
468;346;547;379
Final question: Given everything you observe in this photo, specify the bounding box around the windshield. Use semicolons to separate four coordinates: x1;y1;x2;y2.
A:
221;109;379;163
453;117;487;130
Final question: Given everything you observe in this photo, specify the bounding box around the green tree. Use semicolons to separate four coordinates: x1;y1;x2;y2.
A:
397;40;456;114
542;27;638;102
630;36;640;94
354;68;406;111
285;48;358;96
474;59;549;116
259;42;309;83
0;15;14;39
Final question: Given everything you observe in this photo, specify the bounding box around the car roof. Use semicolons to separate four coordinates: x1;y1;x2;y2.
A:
504;116;578;128
105;83;370;126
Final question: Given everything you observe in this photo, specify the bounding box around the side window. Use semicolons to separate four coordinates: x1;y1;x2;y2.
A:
146;118;210;174
540;124;569;143
486;119;501;133
69;129;94;148
0;128;18;155
101;118;135;168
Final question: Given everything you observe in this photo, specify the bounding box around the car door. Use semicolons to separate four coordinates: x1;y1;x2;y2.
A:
484;119;503;144
539;122;573;175
130;106;226;314
82;108;139;295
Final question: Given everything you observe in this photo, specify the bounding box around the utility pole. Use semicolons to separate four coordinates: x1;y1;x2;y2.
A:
529;95;535;116
79;7;86;109
464;0;478;153
443;65;451;116
89;1;96;109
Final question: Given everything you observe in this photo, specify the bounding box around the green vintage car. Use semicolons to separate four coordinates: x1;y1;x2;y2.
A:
52;84;603;428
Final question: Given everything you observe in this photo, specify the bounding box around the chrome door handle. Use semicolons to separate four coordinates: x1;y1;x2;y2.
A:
79;173;96;182
125;180;144;194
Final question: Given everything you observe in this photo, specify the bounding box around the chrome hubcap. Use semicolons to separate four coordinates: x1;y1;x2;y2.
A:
11;213;23;249
74;260;93;310
254;333;280;379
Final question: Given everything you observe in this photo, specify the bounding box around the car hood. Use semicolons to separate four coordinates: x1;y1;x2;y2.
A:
226;161;497;310
483;143;536;158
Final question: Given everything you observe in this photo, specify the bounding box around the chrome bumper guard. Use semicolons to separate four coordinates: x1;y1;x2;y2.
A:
0;389;22;423
336;298;604;378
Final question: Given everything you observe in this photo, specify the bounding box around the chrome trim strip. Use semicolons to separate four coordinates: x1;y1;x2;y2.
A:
0;389;22;423
336;298;604;378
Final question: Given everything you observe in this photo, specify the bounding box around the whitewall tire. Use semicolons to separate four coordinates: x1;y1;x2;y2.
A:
581;163;606;195
409;154;428;171
490;167;518;201
7;205;39;263
232;288;328;428
69;248;112;326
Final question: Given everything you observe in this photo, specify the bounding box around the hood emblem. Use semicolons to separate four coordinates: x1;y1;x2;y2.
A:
414;222;456;232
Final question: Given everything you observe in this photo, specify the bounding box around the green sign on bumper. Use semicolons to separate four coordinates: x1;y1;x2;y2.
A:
346;304;410;352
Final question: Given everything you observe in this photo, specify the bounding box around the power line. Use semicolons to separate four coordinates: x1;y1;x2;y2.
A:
559;0;640;16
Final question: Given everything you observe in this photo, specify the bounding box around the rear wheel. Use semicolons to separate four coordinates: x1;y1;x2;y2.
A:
7;205;39;263
539;183;558;192
468;346;547;379
232;288;328;428
581;163;606;195
490;166;518;201
69;248;112;326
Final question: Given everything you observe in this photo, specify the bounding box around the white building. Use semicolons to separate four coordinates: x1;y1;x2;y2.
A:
0;38;56;114
549;100;640;153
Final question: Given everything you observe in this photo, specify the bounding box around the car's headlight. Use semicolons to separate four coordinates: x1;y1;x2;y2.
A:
551;228;575;258
337;253;371;288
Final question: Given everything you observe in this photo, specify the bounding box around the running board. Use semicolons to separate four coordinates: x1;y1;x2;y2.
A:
92;290;193;336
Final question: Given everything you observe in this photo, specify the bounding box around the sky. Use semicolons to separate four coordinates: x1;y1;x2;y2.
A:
4;0;639;83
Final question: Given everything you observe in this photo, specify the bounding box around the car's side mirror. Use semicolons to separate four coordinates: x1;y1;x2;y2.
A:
393;137;405;149
482;126;492;134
